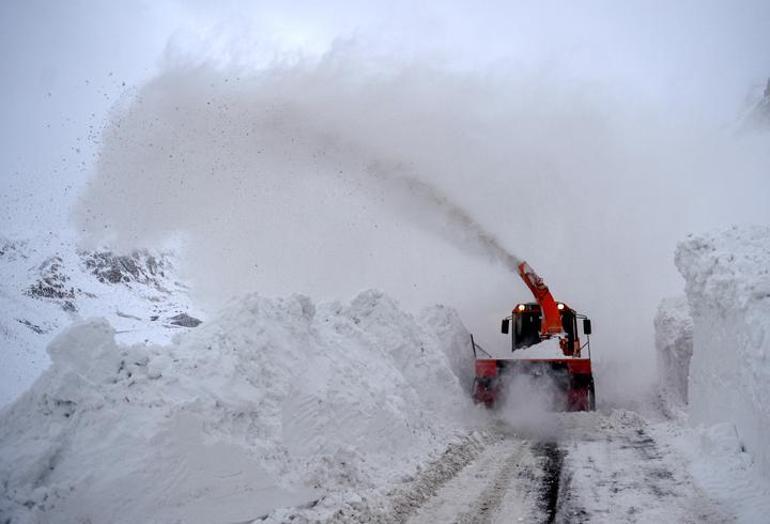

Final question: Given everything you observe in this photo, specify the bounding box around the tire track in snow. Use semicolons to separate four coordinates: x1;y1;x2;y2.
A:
455;442;533;524
407;438;542;524
277;411;733;523
533;441;563;524
317;431;496;523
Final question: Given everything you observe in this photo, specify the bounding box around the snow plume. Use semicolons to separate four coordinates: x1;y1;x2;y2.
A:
75;59;524;278
497;371;561;441
75;53;770;405
369;165;521;271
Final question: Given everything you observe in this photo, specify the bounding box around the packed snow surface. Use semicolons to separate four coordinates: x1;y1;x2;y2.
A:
657;420;770;524
676;225;770;479
0;290;475;523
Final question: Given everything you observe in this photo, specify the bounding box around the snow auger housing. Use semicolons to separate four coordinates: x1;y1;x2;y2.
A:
471;262;596;411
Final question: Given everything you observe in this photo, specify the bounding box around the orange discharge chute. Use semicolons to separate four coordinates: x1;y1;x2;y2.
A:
517;261;563;335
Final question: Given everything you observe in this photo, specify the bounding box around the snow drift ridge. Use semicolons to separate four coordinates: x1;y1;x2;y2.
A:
0;289;474;523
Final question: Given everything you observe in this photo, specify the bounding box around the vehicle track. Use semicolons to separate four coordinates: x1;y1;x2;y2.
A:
453;440;535;524
407;437;541;524
284;411;732;523
533;441;563;524
316;432;498;524
399;411;731;524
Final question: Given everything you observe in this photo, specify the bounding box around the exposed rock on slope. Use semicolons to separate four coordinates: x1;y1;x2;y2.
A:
0;234;201;406
741;78;770;132
82;249;171;289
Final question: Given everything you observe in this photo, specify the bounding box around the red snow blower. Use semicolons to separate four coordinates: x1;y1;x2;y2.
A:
471;262;596;411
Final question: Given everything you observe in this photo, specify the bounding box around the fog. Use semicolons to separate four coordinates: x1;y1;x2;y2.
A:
75;51;770;403
2;0;768;405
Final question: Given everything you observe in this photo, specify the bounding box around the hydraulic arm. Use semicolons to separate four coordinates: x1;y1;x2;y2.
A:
517;261;562;336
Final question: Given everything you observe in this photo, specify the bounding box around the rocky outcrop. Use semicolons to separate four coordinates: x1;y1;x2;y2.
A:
81;250;171;290
742;78;770;132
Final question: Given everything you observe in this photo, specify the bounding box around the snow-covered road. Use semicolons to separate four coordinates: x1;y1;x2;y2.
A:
556;411;728;523
406;437;542;523
320;410;733;524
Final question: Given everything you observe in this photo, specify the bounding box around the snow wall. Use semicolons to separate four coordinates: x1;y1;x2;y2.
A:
676;226;770;479
654;296;693;409
0;290;475;523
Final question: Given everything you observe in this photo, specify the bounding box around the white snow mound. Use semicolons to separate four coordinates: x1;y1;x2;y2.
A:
675;225;770;479
0;290;474;523
654;296;693;409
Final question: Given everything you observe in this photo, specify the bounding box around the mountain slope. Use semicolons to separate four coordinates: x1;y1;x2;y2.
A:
0;233;201;406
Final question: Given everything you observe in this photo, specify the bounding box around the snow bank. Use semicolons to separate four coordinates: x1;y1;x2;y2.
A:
675;226;770;479
418;305;475;393
651;421;770;524
654;296;693;409
0;290;474;523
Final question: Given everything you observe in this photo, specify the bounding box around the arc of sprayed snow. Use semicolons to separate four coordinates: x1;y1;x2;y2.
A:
368;163;521;272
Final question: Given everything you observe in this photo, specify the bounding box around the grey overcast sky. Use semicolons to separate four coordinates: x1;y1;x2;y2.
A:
1;0;769;235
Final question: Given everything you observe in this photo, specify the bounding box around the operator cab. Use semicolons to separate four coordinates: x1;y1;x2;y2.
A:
501;302;592;356
501;303;541;349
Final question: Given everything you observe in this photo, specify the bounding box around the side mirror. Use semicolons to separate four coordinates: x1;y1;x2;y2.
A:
583;318;592;335
501;318;510;334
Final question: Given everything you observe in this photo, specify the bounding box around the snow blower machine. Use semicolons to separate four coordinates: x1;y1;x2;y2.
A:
471;261;596;411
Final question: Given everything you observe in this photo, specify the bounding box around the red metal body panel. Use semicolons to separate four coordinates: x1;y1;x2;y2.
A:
566;358;592;375
472;357;594;411
513;358;592;375
475;359;500;377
